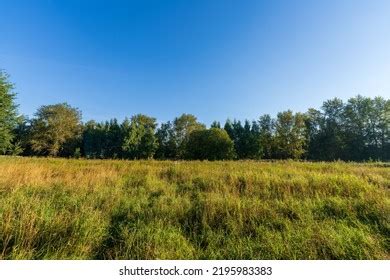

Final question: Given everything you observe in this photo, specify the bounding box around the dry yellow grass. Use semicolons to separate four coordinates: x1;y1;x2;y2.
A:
0;156;389;259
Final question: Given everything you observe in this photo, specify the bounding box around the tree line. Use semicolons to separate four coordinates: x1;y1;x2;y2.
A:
1;70;389;161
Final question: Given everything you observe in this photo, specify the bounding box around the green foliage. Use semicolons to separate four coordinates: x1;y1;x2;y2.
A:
306;96;390;161
0;70;18;154
83;119;125;159
155;121;176;159
155;114;205;159
1;67;388;161
343;96;389;161
185;128;235;160
172;114;205;158
122;114;158;159
210;121;221;128
0;158;388;259
258;114;274;159
224;119;262;159
11;116;30;155
29;103;82;156
42;95;389;161
274;111;307;159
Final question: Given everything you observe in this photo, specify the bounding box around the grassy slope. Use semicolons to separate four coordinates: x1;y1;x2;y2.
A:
0;157;389;260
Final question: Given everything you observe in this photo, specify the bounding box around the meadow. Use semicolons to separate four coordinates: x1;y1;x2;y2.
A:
0;157;389;260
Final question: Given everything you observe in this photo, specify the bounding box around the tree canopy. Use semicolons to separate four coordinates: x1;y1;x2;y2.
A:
0;71;18;154
185;128;235;160
122;114;158;159
29;103;82;156
2;69;388;162
7;95;389;161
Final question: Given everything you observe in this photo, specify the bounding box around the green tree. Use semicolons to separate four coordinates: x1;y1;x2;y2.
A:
210;121;221;128
122;114;158;159
0;70;18;154
274;111;307;159
304;108;323;160
83;118;147;159
104;119;124;158
343;95;390;161
224;119;235;141
29;103;82;156
185;128;234;160
316;98;346;160
155;121;176;159
342;96;370;160
172;114;205;158
378;98;390;161
246;120;262;159
223;119;261;159
258;114;275;159
11;115;31;156
82;120;105;158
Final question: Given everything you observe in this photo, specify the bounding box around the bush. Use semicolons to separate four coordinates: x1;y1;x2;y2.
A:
185;128;235;160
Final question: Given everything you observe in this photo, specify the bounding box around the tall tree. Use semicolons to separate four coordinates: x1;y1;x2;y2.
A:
155;121;176;159
274;111;307;159
304;108;323;160
224;119;262;159
377;97;390;161
11;115;31;156
343;95;373;160
122;114;158;159
316;98;346;160
0;70;18;154
224;119;235;141
29;103;82;156
172;114;205;158
105;119;124;158
210;121;221;128
83;120;105;158
258;114;275;159
247;120;262;159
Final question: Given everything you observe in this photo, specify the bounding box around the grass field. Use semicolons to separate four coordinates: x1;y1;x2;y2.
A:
0;157;389;260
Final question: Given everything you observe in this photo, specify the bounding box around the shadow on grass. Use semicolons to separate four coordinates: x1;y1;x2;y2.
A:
94;207;137;260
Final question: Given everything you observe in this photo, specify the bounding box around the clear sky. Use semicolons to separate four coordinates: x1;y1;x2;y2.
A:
1;0;389;125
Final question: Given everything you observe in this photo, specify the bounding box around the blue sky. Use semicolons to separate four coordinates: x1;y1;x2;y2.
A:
1;0;389;125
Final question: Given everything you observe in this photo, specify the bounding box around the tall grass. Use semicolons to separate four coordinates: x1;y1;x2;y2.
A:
0;157;389;259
